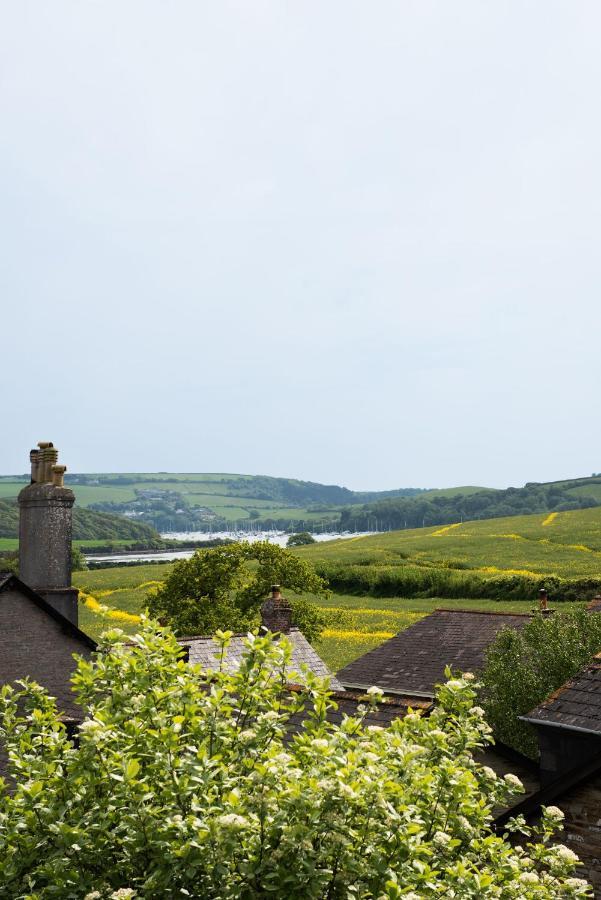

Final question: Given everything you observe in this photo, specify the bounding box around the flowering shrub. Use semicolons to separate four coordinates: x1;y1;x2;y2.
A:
0;624;591;898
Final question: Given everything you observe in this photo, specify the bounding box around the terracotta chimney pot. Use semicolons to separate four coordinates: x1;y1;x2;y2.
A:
52;465;67;487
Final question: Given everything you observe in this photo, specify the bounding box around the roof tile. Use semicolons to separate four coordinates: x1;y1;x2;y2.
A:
526;663;601;734
337;609;530;694
180;628;345;691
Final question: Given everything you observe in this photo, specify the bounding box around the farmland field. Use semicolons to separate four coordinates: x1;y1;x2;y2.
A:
72;561;565;673
27;506;601;672
73;566;540;671
296;507;601;578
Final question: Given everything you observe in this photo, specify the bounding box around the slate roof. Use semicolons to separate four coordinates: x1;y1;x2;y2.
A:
336;608;531;695
523;654;601;735
179;628;345;691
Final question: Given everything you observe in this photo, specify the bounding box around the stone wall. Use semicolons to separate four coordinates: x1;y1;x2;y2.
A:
0;587;91;720
559;772;601;896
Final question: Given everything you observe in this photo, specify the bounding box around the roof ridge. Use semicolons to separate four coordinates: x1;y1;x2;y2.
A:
435;608;532;618
0;574;97;650
177;627;301;642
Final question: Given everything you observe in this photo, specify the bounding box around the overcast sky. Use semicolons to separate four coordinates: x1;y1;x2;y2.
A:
1;2;600;490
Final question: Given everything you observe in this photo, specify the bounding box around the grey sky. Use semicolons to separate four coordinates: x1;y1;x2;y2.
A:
1;2;600;489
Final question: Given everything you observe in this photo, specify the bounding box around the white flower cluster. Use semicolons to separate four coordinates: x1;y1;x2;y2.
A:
518;871;539;884
553;844;579;865
504;773;523;790
216;813;248;829
366;685;384;697
432;830;451;847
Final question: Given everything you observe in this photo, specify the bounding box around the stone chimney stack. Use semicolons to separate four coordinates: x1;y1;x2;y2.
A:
260;584;292;634
18;442;78;625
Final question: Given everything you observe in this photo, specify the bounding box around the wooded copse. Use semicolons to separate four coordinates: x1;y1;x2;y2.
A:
342;481;601;532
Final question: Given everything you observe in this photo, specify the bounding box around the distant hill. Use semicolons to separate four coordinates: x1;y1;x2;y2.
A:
1;472;599;534
0;473;428;532
296;505;601;601
0;497;160;541
342;476;601;532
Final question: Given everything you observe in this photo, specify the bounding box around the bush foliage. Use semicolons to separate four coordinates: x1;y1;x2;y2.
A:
147;542;329;642
316;562;601;603
481;608;601;757
0;623;590;897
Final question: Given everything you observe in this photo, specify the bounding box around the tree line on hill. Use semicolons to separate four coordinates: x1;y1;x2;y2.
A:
64;472;425;505
340;481;601;531
0;498;160;542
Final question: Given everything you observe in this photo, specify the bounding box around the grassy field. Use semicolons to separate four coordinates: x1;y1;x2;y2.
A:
21;505;601;673
421;486;493;498
72;560;552;672
296;507;601;578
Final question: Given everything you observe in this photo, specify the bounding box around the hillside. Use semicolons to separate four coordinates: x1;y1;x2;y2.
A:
72;506;601;671
0;497;160;542
0;473;428;532
298;506;601;576
295;506;601;604
341;477;601;532
2;471;600;534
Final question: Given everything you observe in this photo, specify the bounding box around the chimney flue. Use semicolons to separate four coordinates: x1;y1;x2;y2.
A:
52;465;67;488
18;442;78;625
260;584;292;634
29;449;40;484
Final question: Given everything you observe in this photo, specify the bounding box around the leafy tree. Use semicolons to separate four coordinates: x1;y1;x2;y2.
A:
147;542;329;641
0;551;18;575
287;531;317;547
72;545;88;572
481;608;601;757
0;623;590;897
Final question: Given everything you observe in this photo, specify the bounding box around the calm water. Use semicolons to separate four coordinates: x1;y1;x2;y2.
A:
85;530;375;563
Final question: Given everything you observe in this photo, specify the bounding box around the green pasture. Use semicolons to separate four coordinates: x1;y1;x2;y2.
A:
0;538;17;551
61;478;341;526
72;561;547;670
296;507;601;578
0;483;23;500
564;483;601;502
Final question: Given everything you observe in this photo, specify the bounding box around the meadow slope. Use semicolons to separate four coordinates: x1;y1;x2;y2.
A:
296;507;601;578
72;507;601;672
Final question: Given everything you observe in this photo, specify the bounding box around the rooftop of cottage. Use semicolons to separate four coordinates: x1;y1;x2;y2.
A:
178;628;345;691
336;608;532;695
523;653;601;736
